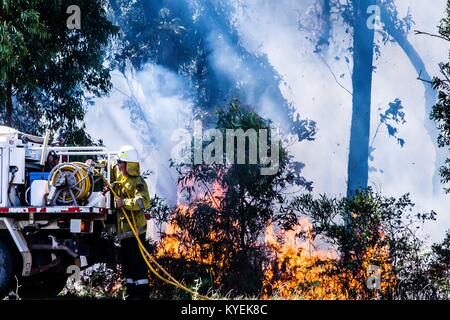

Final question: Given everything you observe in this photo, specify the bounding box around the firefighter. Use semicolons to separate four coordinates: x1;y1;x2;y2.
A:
89;145;151;299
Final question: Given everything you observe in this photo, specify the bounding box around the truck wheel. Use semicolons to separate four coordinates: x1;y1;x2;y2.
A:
0;239;14;297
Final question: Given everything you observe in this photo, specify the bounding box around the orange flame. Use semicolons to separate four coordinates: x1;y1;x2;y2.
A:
263;219;397;299
157;182;397;299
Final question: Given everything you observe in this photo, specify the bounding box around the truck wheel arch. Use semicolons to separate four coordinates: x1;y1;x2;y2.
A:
0;219;31;277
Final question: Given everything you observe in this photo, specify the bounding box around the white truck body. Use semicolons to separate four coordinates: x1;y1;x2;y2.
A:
0;126;117;288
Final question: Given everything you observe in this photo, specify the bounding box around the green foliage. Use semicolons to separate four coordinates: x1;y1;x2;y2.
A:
427;231;450;298
289;189;447;299
431;0;450;192
0;0;118;144
0;1;46;79
158;99;312;296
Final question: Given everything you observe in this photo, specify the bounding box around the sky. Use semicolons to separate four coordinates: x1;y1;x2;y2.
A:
86;0;450;244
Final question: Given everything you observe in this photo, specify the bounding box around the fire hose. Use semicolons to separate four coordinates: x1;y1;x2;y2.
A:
47;162;94;206
94;169;212;300
46;162;210;298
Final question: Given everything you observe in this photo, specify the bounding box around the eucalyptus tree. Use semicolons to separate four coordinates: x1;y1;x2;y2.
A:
0;0;118;143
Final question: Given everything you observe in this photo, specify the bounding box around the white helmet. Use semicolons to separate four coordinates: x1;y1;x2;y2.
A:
117;145;139;163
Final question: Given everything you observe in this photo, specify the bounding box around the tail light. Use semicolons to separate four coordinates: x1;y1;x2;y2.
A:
70;219;93;233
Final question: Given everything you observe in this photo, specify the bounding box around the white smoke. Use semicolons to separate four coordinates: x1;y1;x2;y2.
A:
86;0;449;244
232;0;450;243
85;63;193;201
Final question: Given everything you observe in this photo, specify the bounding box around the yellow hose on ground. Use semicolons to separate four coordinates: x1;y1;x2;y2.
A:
94;169;212;300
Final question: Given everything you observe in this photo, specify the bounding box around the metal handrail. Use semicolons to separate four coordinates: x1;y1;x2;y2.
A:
27;145;117;211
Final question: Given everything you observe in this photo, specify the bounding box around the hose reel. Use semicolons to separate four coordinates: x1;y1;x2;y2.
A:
47;162;94;206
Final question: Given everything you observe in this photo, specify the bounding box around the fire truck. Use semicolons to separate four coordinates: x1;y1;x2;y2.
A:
0;126;117;298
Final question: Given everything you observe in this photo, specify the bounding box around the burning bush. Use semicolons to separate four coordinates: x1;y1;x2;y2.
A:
148;100;447;300
153;99;312;297
266;190;441;299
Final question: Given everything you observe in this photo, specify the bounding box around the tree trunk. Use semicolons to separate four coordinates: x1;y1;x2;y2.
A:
318;0;332;50
6;81;13;127
346;0;376;198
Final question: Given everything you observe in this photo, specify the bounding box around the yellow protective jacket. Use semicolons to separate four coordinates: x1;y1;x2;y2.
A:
101;160;151;239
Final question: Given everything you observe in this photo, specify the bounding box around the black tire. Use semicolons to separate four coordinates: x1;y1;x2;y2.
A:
19;274;68;299
0;239;14;297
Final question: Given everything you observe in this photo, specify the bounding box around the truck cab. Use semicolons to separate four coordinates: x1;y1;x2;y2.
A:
0;126;116;298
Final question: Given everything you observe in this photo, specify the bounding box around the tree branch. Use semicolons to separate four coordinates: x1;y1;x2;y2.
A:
417;70;433;84
319;56;353;96
414;30;450;42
